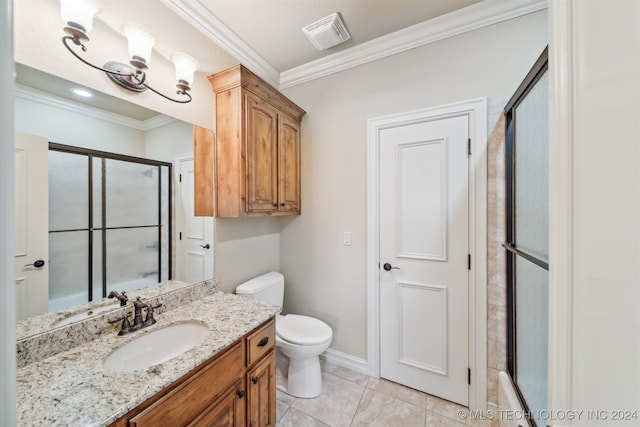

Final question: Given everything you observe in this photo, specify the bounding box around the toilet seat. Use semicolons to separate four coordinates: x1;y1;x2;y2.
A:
276;314;332;346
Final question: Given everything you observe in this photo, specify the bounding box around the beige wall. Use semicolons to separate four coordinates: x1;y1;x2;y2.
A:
280;11;548;359
214;218;283;293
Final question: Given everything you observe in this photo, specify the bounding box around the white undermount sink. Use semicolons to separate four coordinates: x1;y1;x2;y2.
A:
102;321;210;372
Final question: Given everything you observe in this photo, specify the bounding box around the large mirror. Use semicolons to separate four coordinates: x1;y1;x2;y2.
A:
14;63;215;339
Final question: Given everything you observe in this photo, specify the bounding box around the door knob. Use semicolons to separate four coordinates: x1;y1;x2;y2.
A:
383;263;399;271
24;260;45;268
199;244;210;249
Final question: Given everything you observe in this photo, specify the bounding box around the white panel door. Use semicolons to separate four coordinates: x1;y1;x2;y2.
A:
177;157;214;284
379;114;469;405
14;132;49;320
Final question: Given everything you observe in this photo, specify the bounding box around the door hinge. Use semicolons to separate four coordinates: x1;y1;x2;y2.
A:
467;138;471;157
468;368;471;385
179;232;182;240
468;254;471;270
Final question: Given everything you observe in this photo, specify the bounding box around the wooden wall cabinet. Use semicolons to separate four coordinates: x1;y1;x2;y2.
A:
110;318;276;427
205;65;306;217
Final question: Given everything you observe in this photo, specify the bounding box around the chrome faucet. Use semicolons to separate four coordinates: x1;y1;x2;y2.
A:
108;296;163;335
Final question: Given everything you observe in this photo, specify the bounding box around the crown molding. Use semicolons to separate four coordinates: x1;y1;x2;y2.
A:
142;114;178;131
160;0;281;88
280;0;548;89
14;84;174;131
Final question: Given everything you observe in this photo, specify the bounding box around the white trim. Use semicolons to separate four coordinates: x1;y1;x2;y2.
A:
321;349;369;376
160;0;546;90
160;0;280;88
366;98;487;410
280;0;547;89
14;84;174;131
0;0;16;424
547;0;574;414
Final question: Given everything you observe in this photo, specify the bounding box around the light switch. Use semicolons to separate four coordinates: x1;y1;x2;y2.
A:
343;231;352;246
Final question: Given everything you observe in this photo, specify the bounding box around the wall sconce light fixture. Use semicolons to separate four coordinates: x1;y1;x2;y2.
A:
60;0;199;103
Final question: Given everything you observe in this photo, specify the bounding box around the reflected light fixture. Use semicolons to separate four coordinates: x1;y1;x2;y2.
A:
59;0;199;103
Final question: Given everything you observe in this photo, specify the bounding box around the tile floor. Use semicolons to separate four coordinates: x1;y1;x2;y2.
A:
275;360;498;427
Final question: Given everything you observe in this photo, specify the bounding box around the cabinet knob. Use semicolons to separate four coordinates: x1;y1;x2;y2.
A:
272;203;278;207
251;376;259;384
257;337;269;347
280;203;285;207
237;390;245;399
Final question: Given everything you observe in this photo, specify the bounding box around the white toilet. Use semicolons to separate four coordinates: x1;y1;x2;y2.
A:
236;272;333;398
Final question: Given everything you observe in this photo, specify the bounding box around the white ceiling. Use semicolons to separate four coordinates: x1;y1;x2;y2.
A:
195;0;483;71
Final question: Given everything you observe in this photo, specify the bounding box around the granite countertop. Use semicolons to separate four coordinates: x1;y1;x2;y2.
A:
16;291;280;426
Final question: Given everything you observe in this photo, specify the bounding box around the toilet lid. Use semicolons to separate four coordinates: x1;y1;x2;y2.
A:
276;314;332;346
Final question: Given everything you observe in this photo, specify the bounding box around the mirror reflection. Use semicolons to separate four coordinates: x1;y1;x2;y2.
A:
14;63;213;333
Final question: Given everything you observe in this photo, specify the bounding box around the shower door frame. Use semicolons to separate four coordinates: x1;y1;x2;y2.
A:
49;143;173;302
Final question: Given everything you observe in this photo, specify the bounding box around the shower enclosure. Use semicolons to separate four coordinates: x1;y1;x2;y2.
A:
48;144;172;312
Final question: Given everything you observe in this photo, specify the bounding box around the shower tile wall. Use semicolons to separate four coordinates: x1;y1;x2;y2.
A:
486;99;507;408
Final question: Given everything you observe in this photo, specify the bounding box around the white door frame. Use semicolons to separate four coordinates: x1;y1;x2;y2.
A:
174;153;193;282
366;98;487;410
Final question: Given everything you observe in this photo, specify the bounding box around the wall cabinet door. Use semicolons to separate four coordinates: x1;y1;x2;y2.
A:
247;351;276;427
208;65;306;217
245;92;279;213
278;114;301;213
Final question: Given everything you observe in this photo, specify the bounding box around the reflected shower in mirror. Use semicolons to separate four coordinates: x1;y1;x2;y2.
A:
48;145;172;312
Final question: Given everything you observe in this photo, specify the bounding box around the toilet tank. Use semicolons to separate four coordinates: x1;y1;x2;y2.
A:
235;271;284;308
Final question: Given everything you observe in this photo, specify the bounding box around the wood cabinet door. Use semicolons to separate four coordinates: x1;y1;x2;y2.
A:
278;115;301;213
245;92;278;213
247;352;276;427
188;380;246;427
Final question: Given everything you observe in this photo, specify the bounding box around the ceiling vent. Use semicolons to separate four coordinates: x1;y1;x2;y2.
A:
303;12;351;51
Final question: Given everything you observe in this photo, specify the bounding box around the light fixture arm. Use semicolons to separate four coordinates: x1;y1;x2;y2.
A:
61;34;193;104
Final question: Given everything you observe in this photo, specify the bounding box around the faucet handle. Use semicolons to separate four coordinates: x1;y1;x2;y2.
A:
143;302;163;326
108;312;132;335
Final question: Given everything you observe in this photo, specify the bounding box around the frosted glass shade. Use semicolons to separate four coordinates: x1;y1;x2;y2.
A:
121;23;156;66
60;0;100;34
170;53;199;86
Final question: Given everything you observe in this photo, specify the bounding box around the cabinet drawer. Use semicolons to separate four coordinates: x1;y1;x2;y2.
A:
246;320;275;366
129;341;244;426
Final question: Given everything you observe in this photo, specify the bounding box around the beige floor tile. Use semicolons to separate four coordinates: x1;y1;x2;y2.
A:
426;411;470;427
351;388;426;427
427;394;471;422
277;407;330;427
277;388;297;406
320;359;370;386
366;377;428;409
276;399;291;424
291;372;365;427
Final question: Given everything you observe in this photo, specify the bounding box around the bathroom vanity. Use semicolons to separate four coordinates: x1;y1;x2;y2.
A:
111;319;275;426
16;285;280;427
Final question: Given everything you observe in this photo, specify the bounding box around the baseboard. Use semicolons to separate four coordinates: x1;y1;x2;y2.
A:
321;348;369;376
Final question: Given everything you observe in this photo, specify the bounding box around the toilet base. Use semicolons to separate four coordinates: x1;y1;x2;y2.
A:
275;347;323;399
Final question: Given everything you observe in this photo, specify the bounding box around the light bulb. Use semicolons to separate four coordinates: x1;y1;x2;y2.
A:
60;0;101;35
170;53;199;88
121;23;156;69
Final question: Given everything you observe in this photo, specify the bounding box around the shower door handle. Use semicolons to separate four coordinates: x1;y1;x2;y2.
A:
200;244;210;250
24;259;45;268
